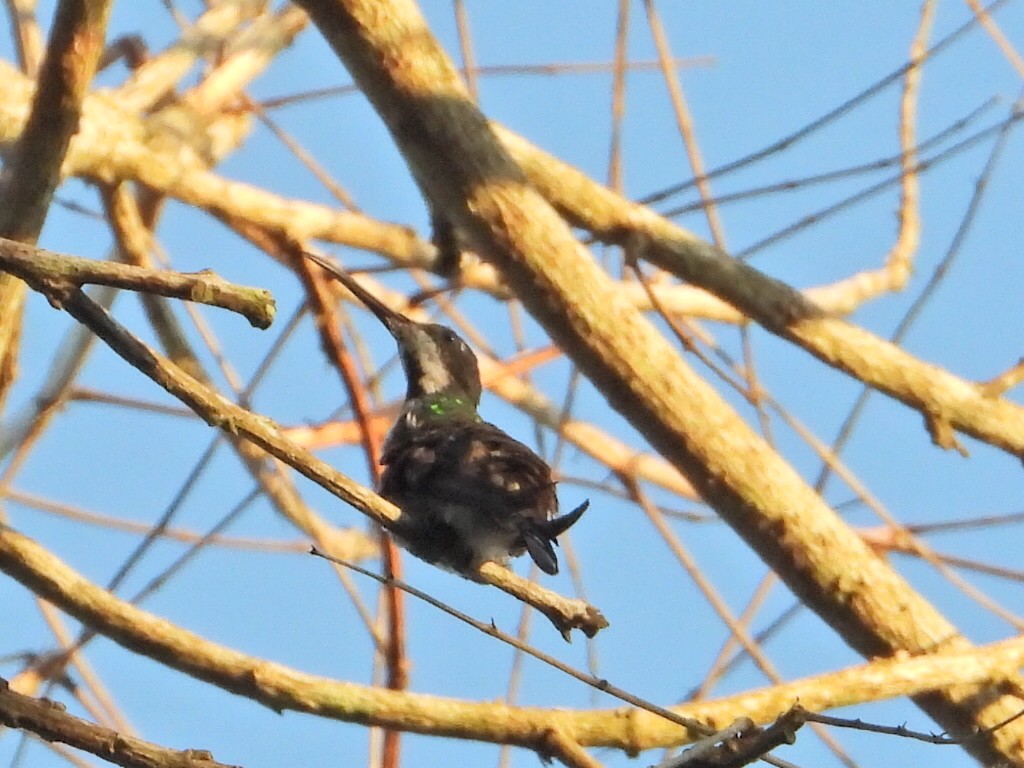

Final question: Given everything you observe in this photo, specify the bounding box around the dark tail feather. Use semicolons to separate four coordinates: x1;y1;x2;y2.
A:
543;500;589;538
522;500;589;575
523;529;559;575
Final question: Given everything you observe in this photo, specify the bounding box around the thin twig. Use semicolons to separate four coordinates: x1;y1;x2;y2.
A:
310;547;710;738
0;237;275;328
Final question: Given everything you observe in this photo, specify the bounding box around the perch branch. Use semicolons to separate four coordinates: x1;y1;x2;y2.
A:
26;278;607;638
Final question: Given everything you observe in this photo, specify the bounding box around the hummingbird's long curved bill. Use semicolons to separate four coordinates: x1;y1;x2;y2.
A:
301;251;411;332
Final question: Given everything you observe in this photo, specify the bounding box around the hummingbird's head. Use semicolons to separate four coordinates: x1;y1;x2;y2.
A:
300;252;482;405
390;322;482;404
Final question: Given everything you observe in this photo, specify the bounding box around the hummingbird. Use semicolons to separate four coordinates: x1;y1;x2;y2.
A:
303;251;588;577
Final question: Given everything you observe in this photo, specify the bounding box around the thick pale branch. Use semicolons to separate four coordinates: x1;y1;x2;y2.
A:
290;0;1024;762
1;523;1024;753
116;0;266;112
17;57;436;264
4;0;43;77
494;128;1024;461
179;5;309;116
117;0;268;112
0;237;275;328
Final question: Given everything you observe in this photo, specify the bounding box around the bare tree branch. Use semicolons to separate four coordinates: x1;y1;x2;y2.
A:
0;677;240;768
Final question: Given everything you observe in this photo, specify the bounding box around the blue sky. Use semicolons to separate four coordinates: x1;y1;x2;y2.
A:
3;2;1024;767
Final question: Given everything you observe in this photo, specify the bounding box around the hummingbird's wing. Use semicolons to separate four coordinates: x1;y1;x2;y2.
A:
382;420;557;518
380;420;571;574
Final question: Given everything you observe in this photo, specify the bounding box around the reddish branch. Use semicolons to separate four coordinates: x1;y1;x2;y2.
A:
295;249;409;768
